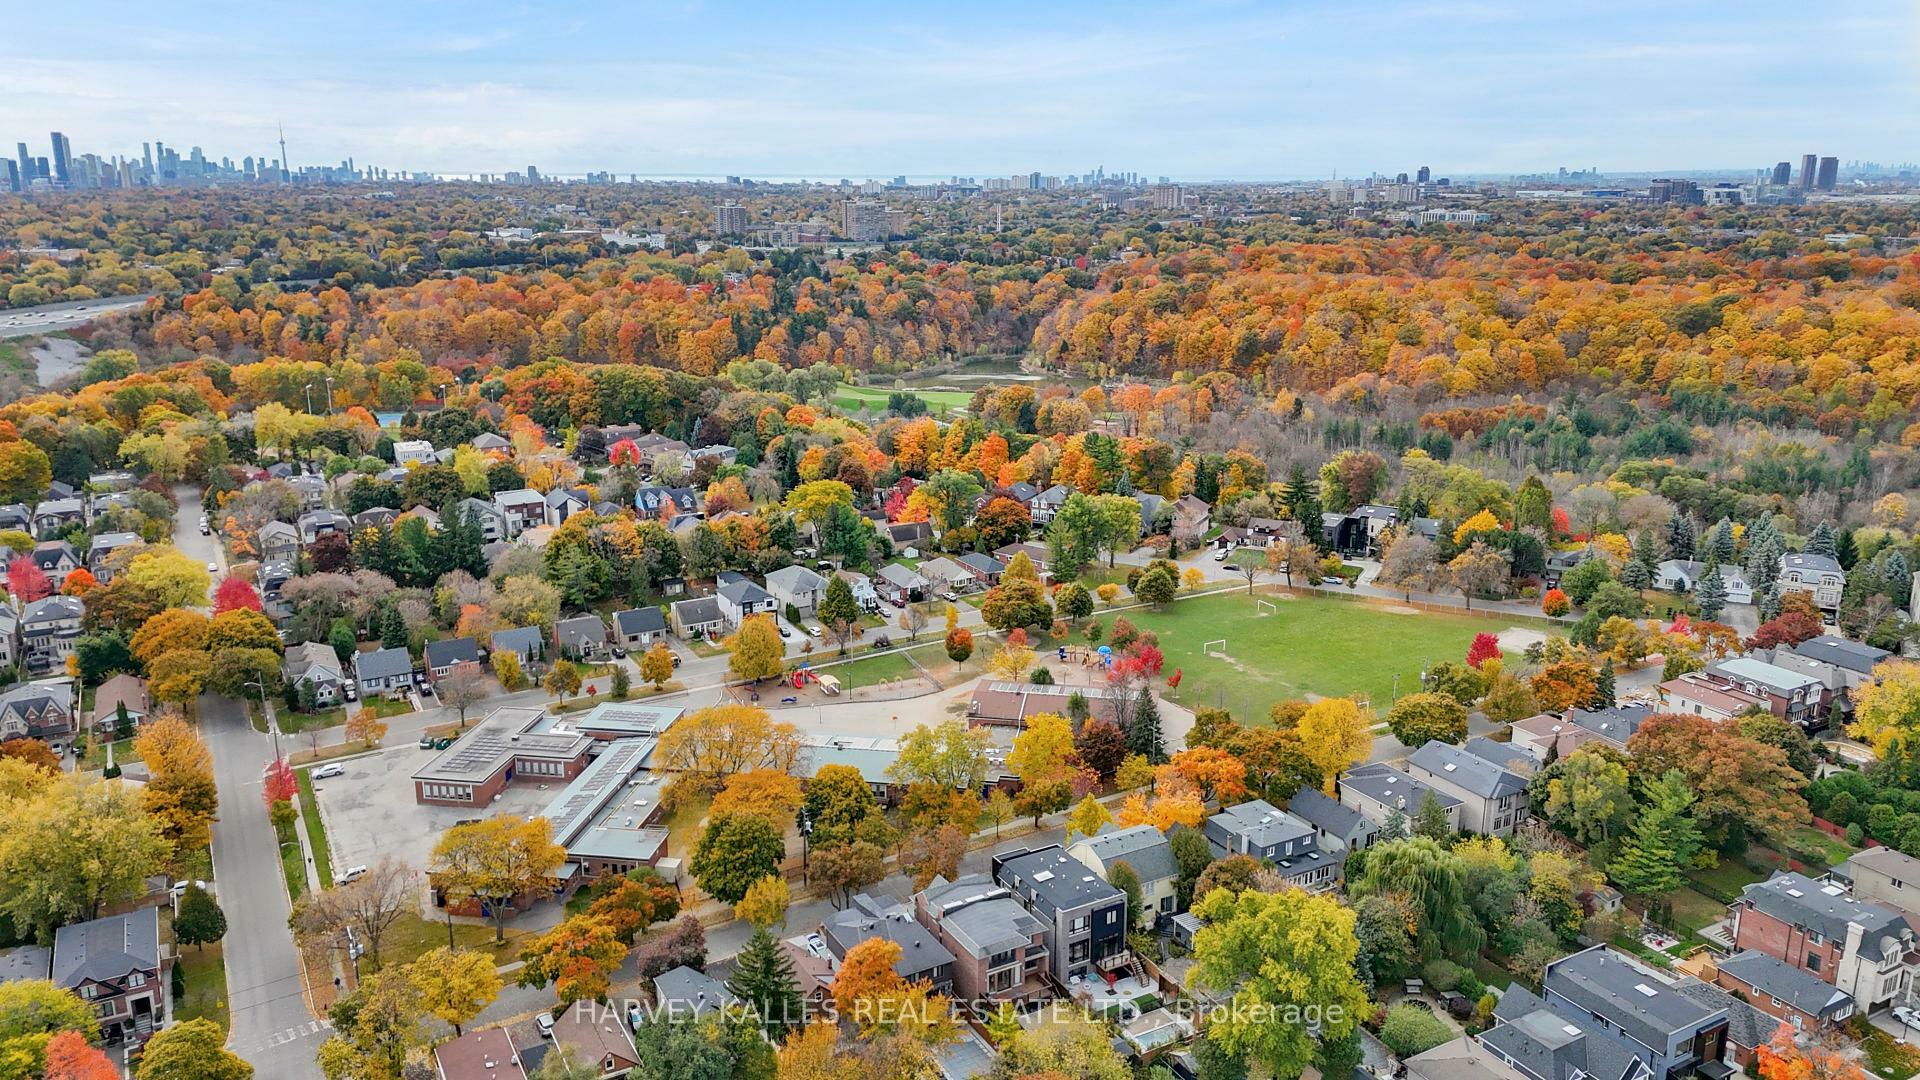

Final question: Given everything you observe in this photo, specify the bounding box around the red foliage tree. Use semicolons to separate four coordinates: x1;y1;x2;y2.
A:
308;531;351;573
1166;668;1183;688
883;477;917;522
1550;506;1571;536
213;576;264;614
1746;611;1823;651
1541;587;1571;617
262;756;297;808
43;1031;118;1080
1005;627;1028;648
5;560;50;603
607;438;641;467
1466;632;1502;668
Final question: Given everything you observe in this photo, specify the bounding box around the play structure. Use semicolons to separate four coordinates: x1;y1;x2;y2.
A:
1055;645;1117;669
790;664;842;695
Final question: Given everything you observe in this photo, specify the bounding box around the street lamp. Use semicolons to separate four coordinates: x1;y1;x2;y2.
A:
798;810;813;883
246;679;281;760
303;384;315;414
322;376;334;414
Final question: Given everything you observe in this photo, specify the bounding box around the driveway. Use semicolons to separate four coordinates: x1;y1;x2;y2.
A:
313;744;556;873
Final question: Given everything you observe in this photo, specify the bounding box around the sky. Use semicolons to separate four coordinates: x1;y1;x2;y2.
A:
4;0;1917;180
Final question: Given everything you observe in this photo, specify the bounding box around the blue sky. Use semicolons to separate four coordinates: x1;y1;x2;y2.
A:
4;0;1915;179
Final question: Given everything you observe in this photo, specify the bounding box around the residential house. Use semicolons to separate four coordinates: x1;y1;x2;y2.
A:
1028;484;1074;524
611;608;666;652
424;637;483;682
544;487;590;527
822;893;956;994
258;520;300;564
913;875;1051;1004
884;520;934;550
652;965;739;1020
548;999;639;1078
716;574;778;627
875;563;930;605
1285;786;1380;852
397;505;441;532
86;533;139;579
457;497;509;543
1406;740;1531;836
1712;950;1854;1034
489;627;545;670
1793;635;1891;681
1779;552;1846;613
766;565;828;613
0;505;28;534
1067;825;1181;927
955;552;1005;589
431;1027;526;1080
89;673;148;734
1509;704;1652;763
20;596;83;675
554;615;609;660
689;443;737;468
283;641;347;706
1540;945;1731;1080
1653;560;1755;604
297;509;350;544
492;489;547;537
1324;504;1399;556
86;470;137;492
991;543;1052;579
1731;871;1920;1013
1404;1038;1536;1080
669;596;726;640
287;474;328;511
33;540;79;578
1469;981;1657;1080
469;432;511;453
1132;493;1165;534
917;557;973;594
0;607;14;671
53;907;165;1046
30;498;84;538
1170;495;1211;542
392;439;437;466
1339;762;1463;832
354;647;416;697
1833;847;1920;922
1543;548;1595;587
1700;657;1824;727
990;845;1129;986
351;507;399;531
633;486;699;519
0;679;75;744
1200;799;1342;891
1655;674;1770;724
835;569;882;613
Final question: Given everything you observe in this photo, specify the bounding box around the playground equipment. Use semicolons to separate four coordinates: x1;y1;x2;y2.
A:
1255;599;1277;616
790;665;842;695
1096;645;1114;669
1203;638;1228;657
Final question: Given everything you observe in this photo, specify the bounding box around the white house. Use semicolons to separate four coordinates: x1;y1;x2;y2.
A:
716;574;778;628
765;565;828;614
1655;559;1755;605
392;439;437;466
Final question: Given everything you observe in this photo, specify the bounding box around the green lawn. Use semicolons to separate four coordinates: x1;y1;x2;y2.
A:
821;648;918;689
832;384;973;415
1684;860;1767;903
279;834;306;903
296;769;334;889
1856;1020;1920;1079
1662;887;1729;937
174;941;229;1031
1087;590;1545;719
378;911;524;970
281;696;413;735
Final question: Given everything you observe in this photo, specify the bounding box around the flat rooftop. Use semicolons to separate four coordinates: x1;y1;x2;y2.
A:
412;706;592;785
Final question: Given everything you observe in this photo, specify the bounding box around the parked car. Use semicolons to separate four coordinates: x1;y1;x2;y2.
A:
1214;548;1229;561
199;517;210;535
1895;1005;1920;1029
418;734;436;749
169;879;214;900
806;625;822;638
778;624;795;640
312;763;346;780
337;865;368;884
535;1012;555;1040
206;561;218;574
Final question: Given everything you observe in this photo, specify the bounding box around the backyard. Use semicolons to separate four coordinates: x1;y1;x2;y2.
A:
1085;590;1547;719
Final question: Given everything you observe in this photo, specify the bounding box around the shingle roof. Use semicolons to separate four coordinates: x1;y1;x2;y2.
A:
1410;739;1528;799
672;596;724;626
1207;799;1316;850
1071;825;1178;884
651;965;738;1016
766;565;827;593
52;907;158;987
994;845;1124;914
718;577;773;606
1484;983;1647;1080
1741;872;1911;951
1782;551;1843;575
1716;950;1854;1018
1791;634;1889;676
612;607;665;636
491;626;544;657
424;637;481;668
822;895;955;979
1286;787;1371;840
1342;763;1461;814
354;646;413;680
1543;946;1723;1053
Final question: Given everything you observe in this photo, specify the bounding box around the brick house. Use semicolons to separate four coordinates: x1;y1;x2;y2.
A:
1712;950;1855;1034
1731;871;1920;1014
54;907;166;1047
914;875;1050;1004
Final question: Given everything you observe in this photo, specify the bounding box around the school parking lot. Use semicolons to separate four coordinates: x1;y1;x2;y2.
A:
310;743;557;873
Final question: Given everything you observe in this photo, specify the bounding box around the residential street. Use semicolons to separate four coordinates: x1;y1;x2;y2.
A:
173;489;329;1076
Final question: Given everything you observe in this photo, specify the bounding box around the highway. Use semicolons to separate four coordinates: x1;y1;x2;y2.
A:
0;294;150;339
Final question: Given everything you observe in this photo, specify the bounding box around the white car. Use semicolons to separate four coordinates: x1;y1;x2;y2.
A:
535;1012;555;1039
312;762;346;780
1214;548;1229;562
206;561;218;574
806;625;822;639
1895;1005;1920;1028
169;880;214;900
337;865;368;884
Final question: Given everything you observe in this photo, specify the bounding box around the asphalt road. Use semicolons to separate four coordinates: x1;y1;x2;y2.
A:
0;294;150;339
172;489;329;1076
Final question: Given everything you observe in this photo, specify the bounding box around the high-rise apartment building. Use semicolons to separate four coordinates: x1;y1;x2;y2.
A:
1151;184;1186;210
1771;161;1791;186
1816;156;1838;191
840;199;892;241
1;159;18;193
15;143;31;183
1799;153;1818;191
48;132;71;185
713;203;749;235
1416;165;1431;183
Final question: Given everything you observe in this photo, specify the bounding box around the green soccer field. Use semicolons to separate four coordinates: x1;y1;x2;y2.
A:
1083;590;1544;721
832;384;975;414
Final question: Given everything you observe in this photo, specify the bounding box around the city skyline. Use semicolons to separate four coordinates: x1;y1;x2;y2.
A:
2;0;1916;179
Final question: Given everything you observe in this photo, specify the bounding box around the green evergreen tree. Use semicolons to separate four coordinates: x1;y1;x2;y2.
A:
379;603;408;650
1411;791;1451;840
725;927;802;1037
1128;686;1166;763
174;884;227;951
1608;769;1703;902
1807;521;1838;558
1695;562;1727;620
1590;659;1616;709
1380;807;1408;842
1836;528;1859;570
